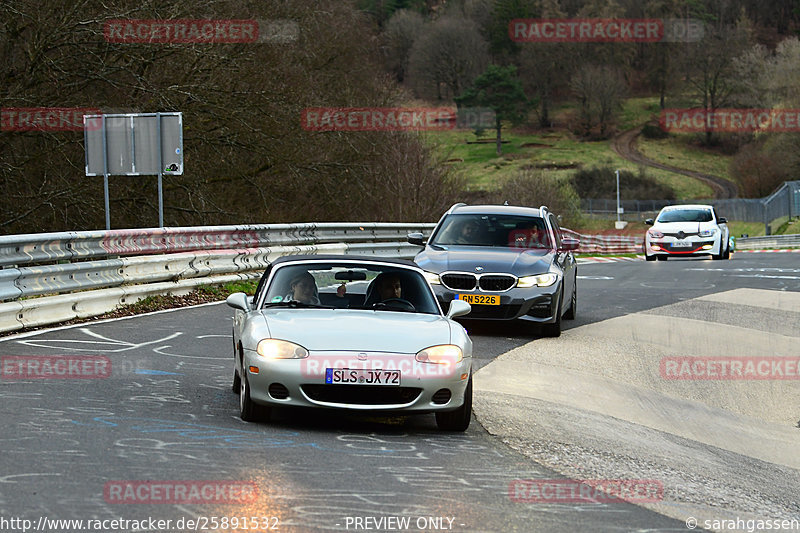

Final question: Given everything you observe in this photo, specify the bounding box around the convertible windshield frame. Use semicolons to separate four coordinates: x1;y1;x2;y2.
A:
256;260;443;316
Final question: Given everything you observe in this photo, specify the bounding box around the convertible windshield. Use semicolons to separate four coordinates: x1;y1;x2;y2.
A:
430;214;551;248
261;262;440;315
657;209;713;223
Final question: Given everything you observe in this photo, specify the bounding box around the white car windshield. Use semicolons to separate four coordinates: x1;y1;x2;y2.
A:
657;209;713;223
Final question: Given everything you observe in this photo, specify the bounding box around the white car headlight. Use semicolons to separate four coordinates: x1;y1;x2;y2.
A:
256;339;309;359
423;271;441;285
648;230;664;239
699;229;717;237
517;273;558;288
415;344;463;364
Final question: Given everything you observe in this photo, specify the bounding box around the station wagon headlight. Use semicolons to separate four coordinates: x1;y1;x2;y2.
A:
517;273;558;288
423;271;441;285
256;339;309;359
416;344;462;364
699;229;716;237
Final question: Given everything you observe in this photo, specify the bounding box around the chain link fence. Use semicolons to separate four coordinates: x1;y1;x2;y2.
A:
582;181;800;235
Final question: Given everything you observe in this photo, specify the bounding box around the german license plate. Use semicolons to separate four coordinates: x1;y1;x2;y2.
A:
325;368;400;386
673;240;691;248
456;294;500;305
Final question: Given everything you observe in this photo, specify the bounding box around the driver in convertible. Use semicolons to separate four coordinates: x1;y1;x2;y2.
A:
286;271;320;305
377;274;402;301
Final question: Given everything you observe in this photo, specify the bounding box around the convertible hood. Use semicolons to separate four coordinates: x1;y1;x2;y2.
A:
416;246;553;275
257;309;454;353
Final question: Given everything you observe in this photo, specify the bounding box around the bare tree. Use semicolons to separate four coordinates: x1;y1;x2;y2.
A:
681;16;753;144
570;64;627;138
517;0;572;127
407;15;490;101
0;0;459;232
382;9;425;83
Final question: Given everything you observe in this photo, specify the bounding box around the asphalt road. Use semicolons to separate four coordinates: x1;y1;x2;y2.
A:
1;252;798;533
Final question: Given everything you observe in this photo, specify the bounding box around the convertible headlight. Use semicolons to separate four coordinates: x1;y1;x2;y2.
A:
699;229;717;237
517;273;558;288
415;344;463;364
256;339;309;359
423;271;441;285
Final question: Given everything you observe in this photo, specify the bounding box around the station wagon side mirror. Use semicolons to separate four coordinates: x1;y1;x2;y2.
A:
645;218;654;225
446;299;471;319
226;292;251;311
407;232;426;246
560;237;580;251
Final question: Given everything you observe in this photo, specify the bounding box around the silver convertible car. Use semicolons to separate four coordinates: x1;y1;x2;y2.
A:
225;255;474;431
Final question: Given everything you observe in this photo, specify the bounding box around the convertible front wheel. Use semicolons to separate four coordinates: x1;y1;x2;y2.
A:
239;374;269;422
232;368;241;394
435;376;472;432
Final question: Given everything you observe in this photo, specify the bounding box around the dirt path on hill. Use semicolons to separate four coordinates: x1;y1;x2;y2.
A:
611;126;739;199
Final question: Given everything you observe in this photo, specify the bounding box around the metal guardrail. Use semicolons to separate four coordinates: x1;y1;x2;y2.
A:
0;223;435;333
736;234;800;250
0;223;435;267
1;224;797;334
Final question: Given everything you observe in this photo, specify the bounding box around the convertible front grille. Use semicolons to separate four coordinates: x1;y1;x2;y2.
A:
301;385;422;405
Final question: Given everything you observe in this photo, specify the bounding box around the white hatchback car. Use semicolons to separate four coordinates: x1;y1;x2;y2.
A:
644;204;730;261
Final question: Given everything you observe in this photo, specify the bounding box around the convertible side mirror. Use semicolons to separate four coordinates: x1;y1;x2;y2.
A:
226;292;251;311
446;299;471;319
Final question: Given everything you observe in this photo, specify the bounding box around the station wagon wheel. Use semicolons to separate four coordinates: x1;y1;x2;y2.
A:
541;284;563;337
564;282;576;320
435;375;472;432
